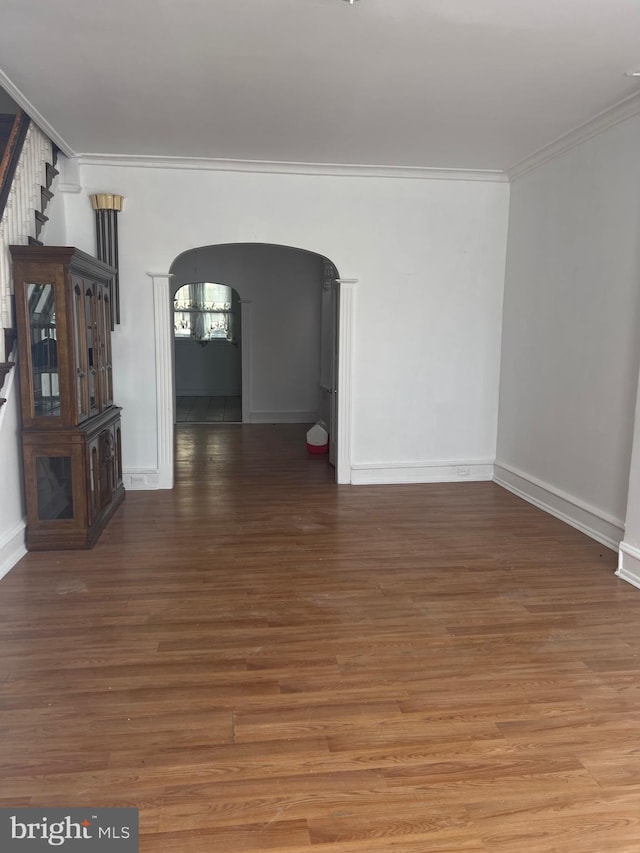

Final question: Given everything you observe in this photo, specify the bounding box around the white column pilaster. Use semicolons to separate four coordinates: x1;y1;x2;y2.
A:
336;279;357;485
148;272;175;489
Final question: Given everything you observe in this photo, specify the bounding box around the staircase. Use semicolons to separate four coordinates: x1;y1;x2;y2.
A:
0;110;58;405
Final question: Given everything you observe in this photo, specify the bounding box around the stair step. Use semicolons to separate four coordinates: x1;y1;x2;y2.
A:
0;354;14;407
28;236;43;247
34;209;49;238
45;162;59;188
0;362;15;389
4;326;16;358
40;186;54;210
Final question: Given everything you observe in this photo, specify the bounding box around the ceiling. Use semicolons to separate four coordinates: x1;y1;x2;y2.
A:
1;0;639;173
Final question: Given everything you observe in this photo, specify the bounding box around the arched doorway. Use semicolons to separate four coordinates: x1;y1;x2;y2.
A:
151;243;354;484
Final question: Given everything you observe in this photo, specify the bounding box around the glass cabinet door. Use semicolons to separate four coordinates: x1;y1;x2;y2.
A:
88;436;99;524
84;283;100;415
98;427;115;509
72;278;90;421
102;288;114;406
26;283;60;417
35;456;74;520
96;286;107;410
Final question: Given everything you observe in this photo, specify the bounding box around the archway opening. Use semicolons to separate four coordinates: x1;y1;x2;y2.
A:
167;243;342;481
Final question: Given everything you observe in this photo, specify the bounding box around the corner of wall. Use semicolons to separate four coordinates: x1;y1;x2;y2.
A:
0;520;26;582
494;462;623;551
616;542;640;589
0;365;26;582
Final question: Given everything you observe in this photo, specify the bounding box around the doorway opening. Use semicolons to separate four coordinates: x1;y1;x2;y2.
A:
173;280;242;424
163;243;346;481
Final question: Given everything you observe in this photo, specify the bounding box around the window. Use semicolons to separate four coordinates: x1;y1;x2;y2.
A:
173;282;236;343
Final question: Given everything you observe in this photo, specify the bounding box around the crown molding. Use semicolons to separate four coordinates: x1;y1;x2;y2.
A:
0;68;75;157
508;90;640;181
5;51;637;186
76;153;509;183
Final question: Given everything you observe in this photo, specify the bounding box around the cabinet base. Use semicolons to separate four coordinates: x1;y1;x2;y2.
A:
25;485;125;551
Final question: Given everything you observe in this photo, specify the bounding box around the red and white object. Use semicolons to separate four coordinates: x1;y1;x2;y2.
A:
306;422;329;454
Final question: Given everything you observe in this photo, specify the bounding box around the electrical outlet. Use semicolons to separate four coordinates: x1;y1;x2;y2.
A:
457;466;470;477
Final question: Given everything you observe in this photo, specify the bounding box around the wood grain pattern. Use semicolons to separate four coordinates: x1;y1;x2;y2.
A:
0;423;636;852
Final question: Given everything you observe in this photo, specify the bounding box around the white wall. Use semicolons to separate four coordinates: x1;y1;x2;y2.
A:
0;366;26;578
171;243;322;419
61;163;510;483
496;115;640;549
175;339;241;397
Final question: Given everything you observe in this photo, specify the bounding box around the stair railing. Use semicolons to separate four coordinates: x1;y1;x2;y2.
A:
0;118;52;362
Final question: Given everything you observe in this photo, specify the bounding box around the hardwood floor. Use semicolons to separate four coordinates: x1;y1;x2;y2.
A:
1;423;638;852
176;395;242;423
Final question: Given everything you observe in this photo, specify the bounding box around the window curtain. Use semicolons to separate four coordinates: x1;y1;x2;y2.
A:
174;283;235;343
190;282;207;341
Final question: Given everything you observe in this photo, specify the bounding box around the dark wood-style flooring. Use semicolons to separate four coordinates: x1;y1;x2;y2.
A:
1;424;639;852
176;396;242;423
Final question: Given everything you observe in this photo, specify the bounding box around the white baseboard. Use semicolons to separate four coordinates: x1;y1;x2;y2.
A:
248;410;318;424
0;521;26;581
616;542;640;590
494;462;623;551
351;460;494;485
123;469;160;490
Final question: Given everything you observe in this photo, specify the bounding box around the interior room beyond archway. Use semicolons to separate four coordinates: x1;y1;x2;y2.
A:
168;242;341;476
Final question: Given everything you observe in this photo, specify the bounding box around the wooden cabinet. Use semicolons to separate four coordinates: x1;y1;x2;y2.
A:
11;246;124;550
